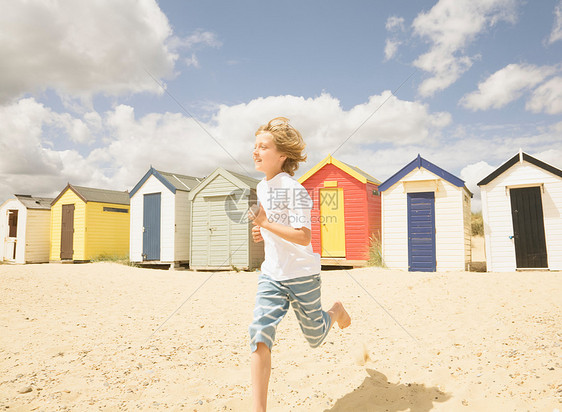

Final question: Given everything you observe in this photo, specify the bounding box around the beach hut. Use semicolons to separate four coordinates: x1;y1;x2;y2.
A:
50;184;130;262
379;155;472;272
129;167;201;267
298;155;381;266
477;151;562;271
0;195;53;264
189;167;264;270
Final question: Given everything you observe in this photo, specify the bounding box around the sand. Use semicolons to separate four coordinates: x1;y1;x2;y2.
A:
0;262;560;411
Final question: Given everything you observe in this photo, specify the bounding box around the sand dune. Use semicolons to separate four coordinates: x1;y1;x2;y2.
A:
0;262;560;411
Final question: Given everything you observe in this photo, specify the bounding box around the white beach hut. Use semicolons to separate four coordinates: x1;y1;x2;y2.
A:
477;151;562;272
129;167;202;267
378;155;472;272
0;195;53;264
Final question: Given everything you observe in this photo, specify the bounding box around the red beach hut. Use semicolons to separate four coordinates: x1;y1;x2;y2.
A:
298;155;381;266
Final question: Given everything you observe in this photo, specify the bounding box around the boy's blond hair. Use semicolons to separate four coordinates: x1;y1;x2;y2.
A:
255;117;307;176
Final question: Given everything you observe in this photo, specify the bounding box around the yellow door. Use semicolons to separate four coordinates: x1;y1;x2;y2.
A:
320;188;345;257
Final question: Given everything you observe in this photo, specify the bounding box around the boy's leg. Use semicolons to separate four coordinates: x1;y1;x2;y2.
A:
251;342;271;412
286;275;351;348
249;275;290;411
328;301;351;329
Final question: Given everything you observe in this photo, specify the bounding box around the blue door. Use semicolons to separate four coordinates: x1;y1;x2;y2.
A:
407;192;436;272
143;193;161;261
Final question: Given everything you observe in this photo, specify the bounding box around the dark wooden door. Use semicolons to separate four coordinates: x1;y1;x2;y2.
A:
7;210;18;260
60;204;75;260
407;192;436;272
8;210;18;237
510;187;548;268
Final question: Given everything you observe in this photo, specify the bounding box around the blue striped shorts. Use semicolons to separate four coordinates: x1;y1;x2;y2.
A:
249;273;332;352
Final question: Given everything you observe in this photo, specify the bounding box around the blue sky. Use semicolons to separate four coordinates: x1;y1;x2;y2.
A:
1;0;561;210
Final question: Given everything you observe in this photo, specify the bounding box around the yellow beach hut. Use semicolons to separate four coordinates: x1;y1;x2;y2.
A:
50;184;130;262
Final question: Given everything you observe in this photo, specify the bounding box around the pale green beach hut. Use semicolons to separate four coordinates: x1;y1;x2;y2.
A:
189;168;264;271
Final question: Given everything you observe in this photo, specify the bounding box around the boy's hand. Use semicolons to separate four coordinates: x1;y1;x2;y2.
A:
251;225;263;243
249;204;268;228
249;204;267;243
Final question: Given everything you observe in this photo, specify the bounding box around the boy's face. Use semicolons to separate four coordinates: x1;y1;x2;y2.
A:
253;132;287;177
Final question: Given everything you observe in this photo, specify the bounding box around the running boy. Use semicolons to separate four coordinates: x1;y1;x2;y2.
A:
249;117;351;412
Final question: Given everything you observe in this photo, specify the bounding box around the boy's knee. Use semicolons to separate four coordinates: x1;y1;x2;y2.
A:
251;341;272;355
256;342;270;352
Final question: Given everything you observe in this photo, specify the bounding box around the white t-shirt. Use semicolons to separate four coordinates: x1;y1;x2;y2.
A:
257;172;321;281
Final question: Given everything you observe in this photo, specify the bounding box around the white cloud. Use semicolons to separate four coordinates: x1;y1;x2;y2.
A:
170;29;222;49
3;94;560;211
384;16;406;61
533;148;562;170
0;99;58;176
0;0;219;104
412;0;518;97
526;77;562;114
185;54;200;68
548;0;562;44
0;99;102;182
0;93;452;203
103;105;234;185
0;99;114;201
60;116;93;144
84;112;103;132
551;120;562;133
460;161;496;211
384;39;401;61
154;92;453;181
460;64;558;110
386;16;405;31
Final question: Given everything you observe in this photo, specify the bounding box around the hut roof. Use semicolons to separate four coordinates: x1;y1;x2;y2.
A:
157;170;202;191
189;167;259;200
129;167;202;197
14;194;54;210
477;151;562;186
51;184;130;206
226;169;260;187
339;160;381;184
379;154;471;196
298;155;381;185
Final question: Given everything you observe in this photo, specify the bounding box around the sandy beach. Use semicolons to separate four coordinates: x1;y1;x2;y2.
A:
0;262;560;411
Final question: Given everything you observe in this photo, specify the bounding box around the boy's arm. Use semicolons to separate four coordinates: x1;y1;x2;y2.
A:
256;221;311;246
250;205;311;246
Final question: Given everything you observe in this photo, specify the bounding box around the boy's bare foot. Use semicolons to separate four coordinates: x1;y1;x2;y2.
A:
329;301;351;329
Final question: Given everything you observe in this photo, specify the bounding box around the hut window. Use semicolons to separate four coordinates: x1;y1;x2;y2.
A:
103;207;128;213
372;190;380;196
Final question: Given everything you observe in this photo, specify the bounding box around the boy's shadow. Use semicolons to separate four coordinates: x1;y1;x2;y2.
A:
325;369;451;412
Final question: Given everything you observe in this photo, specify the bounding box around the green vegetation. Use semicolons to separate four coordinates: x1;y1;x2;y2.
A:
90;253;137;267
471;212;484;236
367;234;386;268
